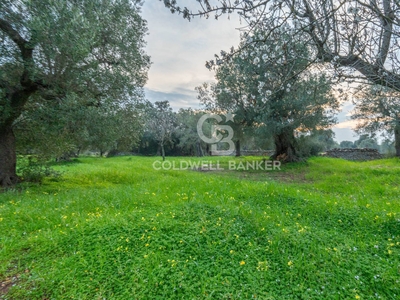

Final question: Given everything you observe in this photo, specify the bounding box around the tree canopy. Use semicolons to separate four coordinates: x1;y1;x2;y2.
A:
162;0;400;91
352;85;400;155
0;0;150;186
197;27;339;161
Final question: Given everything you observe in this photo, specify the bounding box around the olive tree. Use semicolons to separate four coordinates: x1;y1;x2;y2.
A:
352;85;400;155
197;28;339;161
146;101;177;161
162;0;400;90
0;0;150;187
175;108;209;156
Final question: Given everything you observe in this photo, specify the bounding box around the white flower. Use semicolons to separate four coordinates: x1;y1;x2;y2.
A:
253;57;260;65
265;90;272;96
355;275;360;280
258;81;265;88
307;90;312;95
286;88;291;93
287;83;291;88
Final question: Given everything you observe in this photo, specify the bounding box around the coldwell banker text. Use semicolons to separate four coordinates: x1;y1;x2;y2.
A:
153;160;281;171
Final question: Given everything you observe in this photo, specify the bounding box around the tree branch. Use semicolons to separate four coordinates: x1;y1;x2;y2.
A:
0;17;29;53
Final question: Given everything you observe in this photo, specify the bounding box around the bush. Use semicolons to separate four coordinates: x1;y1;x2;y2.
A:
296;136;325;158
17;156;62;183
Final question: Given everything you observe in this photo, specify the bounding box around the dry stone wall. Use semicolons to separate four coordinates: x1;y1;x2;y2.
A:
324;148;382;161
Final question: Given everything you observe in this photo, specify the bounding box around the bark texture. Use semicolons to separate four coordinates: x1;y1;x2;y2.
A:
0;126;19;187
235;140;241;157
395;123;400;157
272;130;298;162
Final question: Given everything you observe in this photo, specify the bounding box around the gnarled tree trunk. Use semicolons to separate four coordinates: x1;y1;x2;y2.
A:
0;126;19;187
394;123;400;157
272;129;298;162
235;139;241;157
161;143;166;161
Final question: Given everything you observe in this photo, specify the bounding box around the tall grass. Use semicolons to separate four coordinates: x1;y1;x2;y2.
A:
0;156;399;299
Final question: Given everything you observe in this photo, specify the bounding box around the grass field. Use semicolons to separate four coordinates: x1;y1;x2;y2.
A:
0;156;399;299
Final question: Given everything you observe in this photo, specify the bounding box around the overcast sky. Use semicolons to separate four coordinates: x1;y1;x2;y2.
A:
141;1;358;142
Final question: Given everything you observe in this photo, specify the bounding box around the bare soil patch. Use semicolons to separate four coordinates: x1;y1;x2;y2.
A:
194;168;311;184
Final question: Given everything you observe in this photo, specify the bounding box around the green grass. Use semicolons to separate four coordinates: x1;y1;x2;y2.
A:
0;156;399;299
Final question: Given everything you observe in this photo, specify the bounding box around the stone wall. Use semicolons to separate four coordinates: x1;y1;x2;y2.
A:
240;150;275;156
218;150;274;156
324;148;382;161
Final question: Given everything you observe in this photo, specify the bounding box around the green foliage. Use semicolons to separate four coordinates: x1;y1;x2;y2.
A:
297;129;339;158
296;135;325;157
358;138;380;150
175;108;208;156
198;27;339;160
0;156;399;298
15;98;145;158
353;85;400;137
354;134;380;150
16;156;62;183
0;0;150;161
380;138;396;155
340;140;355;148
145;101;177;160
352;85;400;156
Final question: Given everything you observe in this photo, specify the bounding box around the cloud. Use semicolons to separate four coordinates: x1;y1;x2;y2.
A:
141;1;241;94
144;88;199;110
334;120;358;129
332;127;357;142
335;101;354;122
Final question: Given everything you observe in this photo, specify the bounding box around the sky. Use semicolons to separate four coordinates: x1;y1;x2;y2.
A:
141;1;358;142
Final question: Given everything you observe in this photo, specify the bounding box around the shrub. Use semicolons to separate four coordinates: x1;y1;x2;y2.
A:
296;136;325;158
17;156;62;183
